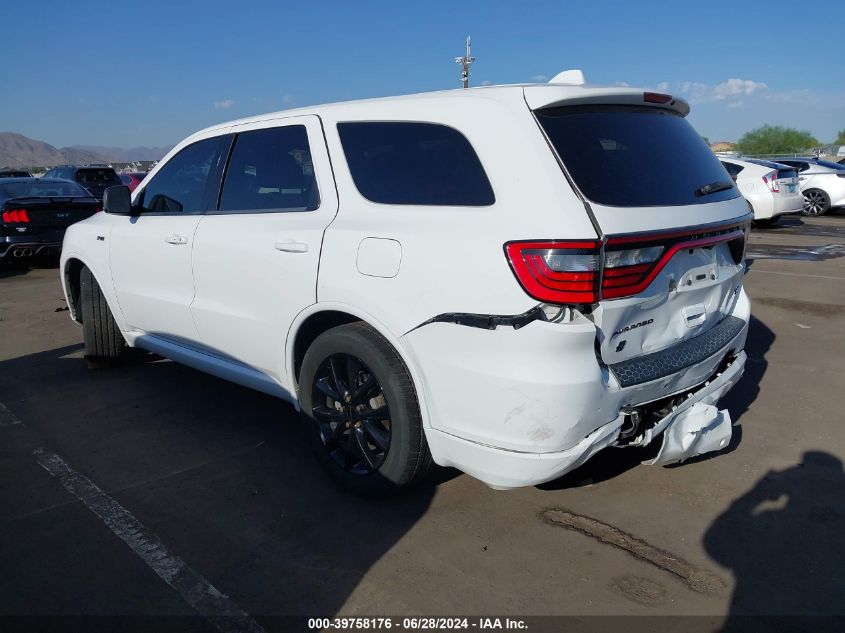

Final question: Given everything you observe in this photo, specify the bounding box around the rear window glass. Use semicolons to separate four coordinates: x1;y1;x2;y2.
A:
0;180;91;201
813;159;845;170
536;106;740;207
720;161;745;178
76;169;121;185
337;122;495;206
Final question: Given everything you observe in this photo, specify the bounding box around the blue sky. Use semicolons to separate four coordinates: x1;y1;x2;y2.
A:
2;0;843;148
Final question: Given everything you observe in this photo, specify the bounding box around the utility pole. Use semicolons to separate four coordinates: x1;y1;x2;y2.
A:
454;35;475;88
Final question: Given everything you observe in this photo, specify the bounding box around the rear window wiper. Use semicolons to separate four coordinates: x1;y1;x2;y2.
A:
694;181;735;197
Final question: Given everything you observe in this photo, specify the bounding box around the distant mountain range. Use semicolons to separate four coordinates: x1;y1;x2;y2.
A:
0;132;171;169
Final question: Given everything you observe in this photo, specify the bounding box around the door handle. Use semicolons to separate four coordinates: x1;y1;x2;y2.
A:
165;235;188;245
274;241;309;253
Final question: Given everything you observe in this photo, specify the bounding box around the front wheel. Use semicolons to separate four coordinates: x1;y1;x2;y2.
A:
80;266;125;362
299;322;432;496
802;189;830;216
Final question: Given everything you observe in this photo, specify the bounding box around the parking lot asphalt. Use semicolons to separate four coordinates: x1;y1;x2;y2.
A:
1;213;844;631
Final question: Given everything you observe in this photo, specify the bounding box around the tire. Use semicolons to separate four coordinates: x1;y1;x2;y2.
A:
80;265;125;361
802;189;830;216
299;322;432;496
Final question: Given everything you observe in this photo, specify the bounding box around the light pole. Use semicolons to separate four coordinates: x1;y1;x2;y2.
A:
454;35;475;89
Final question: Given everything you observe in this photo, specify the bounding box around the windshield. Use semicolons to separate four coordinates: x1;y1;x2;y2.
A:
535;105;740;207
0;180;91;203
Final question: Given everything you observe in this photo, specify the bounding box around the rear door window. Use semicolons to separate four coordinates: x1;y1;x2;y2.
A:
337;122;495;206
218;125;320;212
536;105;740;207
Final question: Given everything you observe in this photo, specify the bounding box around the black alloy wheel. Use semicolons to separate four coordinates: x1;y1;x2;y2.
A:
311;353;392;475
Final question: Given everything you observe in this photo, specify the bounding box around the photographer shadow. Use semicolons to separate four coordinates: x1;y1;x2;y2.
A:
705;451;845;630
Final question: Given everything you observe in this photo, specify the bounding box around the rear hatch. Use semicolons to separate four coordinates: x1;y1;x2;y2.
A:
1;196;100;238
74;168;122;200
747;159;800;195
520;89;751;369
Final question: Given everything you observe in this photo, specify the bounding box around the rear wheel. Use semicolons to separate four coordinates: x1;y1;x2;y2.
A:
802;189;830;216
80;266;125;362
299;322;432;496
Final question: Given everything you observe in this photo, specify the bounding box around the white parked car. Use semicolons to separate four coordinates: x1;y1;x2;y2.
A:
60;75;751;494
773;158;845;216
718;157;803;226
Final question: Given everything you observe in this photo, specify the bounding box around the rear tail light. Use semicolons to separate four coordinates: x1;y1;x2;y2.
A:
601;245;665;298
2;209;30;223
505;241;601;304
505;224;748;305
763;170;779;193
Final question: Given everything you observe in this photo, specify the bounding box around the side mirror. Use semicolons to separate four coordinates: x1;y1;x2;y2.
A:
103;185;132;215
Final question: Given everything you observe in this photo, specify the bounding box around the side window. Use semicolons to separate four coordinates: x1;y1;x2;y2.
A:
337;122;495;206
139;137;225;214
798;162;810;172
218;125;319;213
720;161;743;179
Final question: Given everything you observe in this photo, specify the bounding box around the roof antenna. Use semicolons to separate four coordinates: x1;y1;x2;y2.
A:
454;35;476;89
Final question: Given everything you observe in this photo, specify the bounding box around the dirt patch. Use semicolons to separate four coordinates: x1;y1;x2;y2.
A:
746;243;845;262
542;508;725;595
611;574;668;606
754;297;845;316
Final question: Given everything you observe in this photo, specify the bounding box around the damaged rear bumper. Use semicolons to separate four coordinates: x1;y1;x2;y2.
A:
424;351;745;489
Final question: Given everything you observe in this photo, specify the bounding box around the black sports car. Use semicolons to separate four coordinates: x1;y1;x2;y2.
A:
1;178;100;261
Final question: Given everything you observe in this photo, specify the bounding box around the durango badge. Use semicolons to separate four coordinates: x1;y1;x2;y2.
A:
611;318;654;339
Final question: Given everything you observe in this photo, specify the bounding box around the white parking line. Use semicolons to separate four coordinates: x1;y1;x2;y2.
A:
0;402;23;427
33;447;266;633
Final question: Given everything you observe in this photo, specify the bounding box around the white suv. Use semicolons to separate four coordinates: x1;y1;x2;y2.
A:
60;76;751;494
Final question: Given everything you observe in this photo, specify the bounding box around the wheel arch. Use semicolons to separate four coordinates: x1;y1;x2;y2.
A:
62;256;87;322
61;253;127;332
285;303;432;428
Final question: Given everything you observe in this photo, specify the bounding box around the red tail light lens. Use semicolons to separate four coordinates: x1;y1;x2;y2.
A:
762;170;779;193
505;240;601;304
601;245;664;298
506;223;748;305
2;209;30;223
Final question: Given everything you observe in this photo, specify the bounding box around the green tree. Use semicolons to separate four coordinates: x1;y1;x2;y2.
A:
836;129;845;145
735;125;818;154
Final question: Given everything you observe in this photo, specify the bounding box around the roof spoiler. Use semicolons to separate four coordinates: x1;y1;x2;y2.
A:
547;69;586;85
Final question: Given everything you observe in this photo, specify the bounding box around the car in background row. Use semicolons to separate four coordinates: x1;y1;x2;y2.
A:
1;178;100;261
0;169;33;178
772;158;845;216
119;172;148;192
42;165;122;201
719;157;802;226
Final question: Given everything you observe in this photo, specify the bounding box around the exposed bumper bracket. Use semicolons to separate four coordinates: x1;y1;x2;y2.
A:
645;403;732;466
